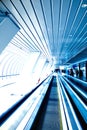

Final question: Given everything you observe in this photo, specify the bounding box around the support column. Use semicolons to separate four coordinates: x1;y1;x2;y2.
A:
78;63;80;78
85;61;87;81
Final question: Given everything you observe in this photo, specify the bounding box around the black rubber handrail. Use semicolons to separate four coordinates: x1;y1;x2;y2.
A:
65;75;87;91
60;76;87;129
63;76;87;105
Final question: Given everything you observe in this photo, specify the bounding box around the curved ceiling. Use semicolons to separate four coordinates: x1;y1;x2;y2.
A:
0;0;87;67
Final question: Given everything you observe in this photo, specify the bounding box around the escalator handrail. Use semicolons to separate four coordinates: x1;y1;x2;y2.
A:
65;74;87;91
0;74;52;125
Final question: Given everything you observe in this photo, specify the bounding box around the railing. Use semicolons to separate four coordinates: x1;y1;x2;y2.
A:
0;75;53;129
65;74;87;91
57;73;87;130
63;75;87;105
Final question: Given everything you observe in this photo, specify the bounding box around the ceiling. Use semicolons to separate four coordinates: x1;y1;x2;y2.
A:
0;0;87;67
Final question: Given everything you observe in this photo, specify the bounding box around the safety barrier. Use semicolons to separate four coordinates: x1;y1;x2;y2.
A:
1;75;53;129
57;73;86;130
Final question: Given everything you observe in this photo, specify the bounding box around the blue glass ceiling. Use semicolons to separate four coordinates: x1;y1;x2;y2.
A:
0;0;87;66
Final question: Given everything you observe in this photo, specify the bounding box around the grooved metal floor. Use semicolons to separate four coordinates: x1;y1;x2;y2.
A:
31;76;60;130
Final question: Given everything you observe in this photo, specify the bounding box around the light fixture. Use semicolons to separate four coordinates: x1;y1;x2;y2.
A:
69;35;72;37
82;4;87;8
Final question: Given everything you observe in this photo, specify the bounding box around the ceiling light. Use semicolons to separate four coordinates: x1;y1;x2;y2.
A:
82;4;87;8
69;35;72;37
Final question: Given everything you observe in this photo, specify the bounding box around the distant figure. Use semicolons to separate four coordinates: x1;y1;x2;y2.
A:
79;70;83;79
76;69;79;77
70;69;74;76
38;78;40;84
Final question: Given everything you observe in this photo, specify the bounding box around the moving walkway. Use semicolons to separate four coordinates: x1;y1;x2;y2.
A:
1;73;86;130
58;74;87;130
